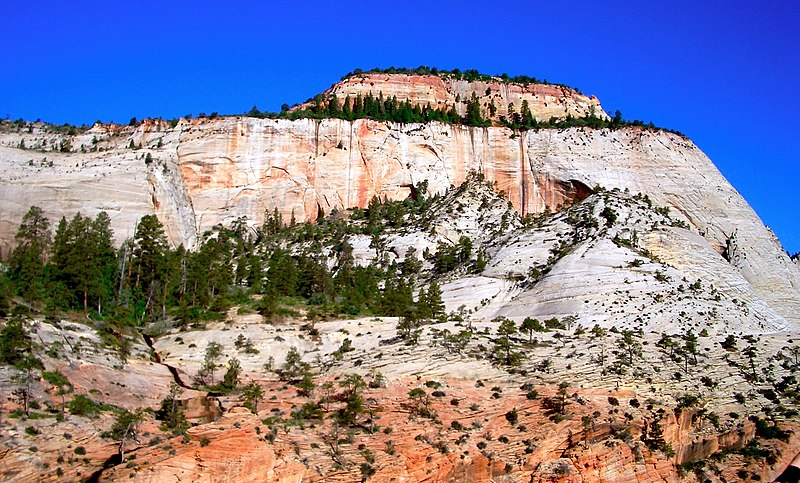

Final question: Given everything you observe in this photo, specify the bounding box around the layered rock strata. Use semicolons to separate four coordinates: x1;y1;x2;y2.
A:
301;72;608;122
1;117;798;323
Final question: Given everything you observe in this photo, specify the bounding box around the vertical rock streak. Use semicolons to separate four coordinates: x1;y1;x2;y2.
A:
0;117;798;321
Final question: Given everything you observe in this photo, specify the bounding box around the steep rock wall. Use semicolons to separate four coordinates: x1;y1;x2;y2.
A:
0;117;798;323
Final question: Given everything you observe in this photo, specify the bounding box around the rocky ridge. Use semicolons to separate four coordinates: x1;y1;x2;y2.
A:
300;72;608;122
0;179;799;482
1;72;799;482
1;114;798;325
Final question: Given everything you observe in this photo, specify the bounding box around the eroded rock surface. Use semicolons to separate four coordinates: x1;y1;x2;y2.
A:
1;119;798;324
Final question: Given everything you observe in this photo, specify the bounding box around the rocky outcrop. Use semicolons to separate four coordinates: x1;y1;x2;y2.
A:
1;116;799;324
4;307;799;482
302;73;608;122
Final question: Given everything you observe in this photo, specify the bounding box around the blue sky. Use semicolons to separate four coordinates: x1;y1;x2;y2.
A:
2;1;798;253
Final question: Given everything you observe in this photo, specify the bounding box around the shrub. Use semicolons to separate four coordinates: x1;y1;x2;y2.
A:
360;462;376;480
505;409;519;425
69;394;100;416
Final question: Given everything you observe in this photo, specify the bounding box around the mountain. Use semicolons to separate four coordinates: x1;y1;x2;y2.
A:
0;72;799;482
294;71;607;122
1;78;798;325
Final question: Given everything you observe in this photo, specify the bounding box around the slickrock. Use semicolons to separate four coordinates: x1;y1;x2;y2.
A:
1;118;797;324
1;73;799;482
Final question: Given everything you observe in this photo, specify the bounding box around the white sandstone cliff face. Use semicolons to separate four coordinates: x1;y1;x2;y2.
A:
0;117;798;324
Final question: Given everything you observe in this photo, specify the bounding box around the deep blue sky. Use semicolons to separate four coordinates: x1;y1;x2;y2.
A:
2;1;798;253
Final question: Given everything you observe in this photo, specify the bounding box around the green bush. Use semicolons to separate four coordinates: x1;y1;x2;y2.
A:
69;394;100;416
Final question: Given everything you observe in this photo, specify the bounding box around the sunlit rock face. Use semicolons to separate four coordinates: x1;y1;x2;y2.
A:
2;114;798;323
299;72;609;122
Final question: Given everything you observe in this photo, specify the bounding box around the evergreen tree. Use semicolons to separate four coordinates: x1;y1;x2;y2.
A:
0;270;12;316
380;277;415;317
12;354;42;416
222;357;241;390
457;236;473;264
328;95;341;118
296;255;332;299
417;281;445;322
474;249;487;272
195;232;234;310
267;249;299;296
342;95;352;119
494;317;521;366
242;381;264;413
131;214;169;291
465;92;484;126
110;409;145;463
0;318;33;366
130;214;170;320
155;382;188;434
617;329;642;366
9;206;51;302
42;371;72;414
90;212;117;313
353;94;363;117
520;317;544;342
195;341;223;386
281;346;305;381
520;100;534;129
337;374;366;426
506;103;516;126
51;212;116;313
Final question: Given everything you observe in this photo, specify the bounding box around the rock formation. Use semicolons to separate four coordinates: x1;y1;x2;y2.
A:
1;109;798;325
299;72;607;122
0;73;799;482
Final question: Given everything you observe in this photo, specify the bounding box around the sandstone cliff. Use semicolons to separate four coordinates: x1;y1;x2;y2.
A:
1;117;798;325
301;72;607;122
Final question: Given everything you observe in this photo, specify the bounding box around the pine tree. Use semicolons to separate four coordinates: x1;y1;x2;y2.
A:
129;215;171;320
242;381;264;413
9;206;51;302
418;281;444;322
155;383;188;434
222;357;241;390
89;212;117;313
353;94;363;117
342;95;352;119
520;317;543;343
110;409;145;463
131;214;169;291
380;277;415;317
51;212;116;313
465;92;483;126
281;346;305;381
0;270;12;316
494;317;520;366
328;95;341;118
196;342;223;387
520;100;534;129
